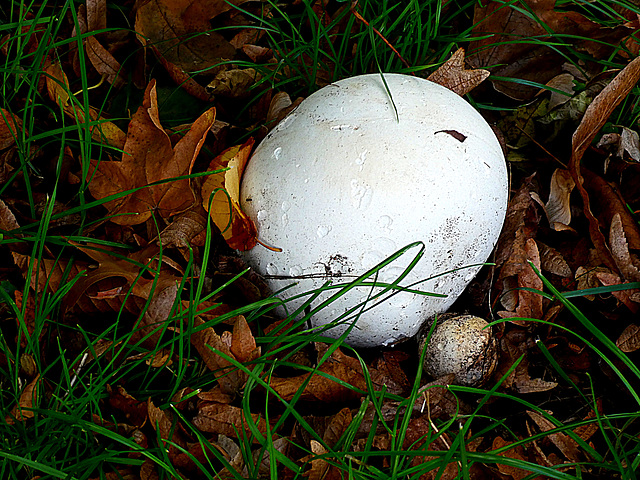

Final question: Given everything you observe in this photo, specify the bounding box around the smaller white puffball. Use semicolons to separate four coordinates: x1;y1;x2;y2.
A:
420;314;497;386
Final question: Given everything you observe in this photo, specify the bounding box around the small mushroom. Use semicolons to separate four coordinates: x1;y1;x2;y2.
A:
240;74;508;347
419;314;497;386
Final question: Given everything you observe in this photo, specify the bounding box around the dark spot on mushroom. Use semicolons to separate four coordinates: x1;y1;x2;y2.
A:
435;129;467;142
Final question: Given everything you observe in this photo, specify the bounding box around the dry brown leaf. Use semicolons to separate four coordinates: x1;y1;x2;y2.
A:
6;374;40;424
0;198;20;233
85;36;125;87
595;270;639;313
492;436;533;480
496;332;558;394
570;56;640;270
60;246;151;314
134;0;241;75
544;168;575;231
45;62;126;149
158;207;209;248
538;242;572;278
266;91;304;130
514;375;559;394
527;410;582;462
192;401;271;440
132;282;179;349
585;170;640;251
148;399;187;455
86;0;106;30
106;385;150;428
322;408;352;447
306;440;331;480
426;48;490;96
77;0;124;87
230;315;260;363
543;73;576;109
609;213;640;282
197;386;235;404
202;138;258;250
575;265;609;300
269;346;406;403
87;79;216;225
11;253;88;301
573;402;601;444
469;0;630;100
400;415;463;480
191;317;244;394
617;324;640;353
619;127;640;162
0;107;23;149
206;68;261;98
495;176;540;271
498;238;544;322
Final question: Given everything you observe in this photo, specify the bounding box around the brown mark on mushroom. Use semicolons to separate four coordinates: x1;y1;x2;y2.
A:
435;129;467;142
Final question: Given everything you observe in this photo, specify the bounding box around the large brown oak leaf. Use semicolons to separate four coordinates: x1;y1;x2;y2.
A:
87;79;216;225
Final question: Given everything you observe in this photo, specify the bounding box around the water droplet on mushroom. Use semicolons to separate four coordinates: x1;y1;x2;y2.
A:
377;215;393;234
381;266;405;283
355;150;368;170
281;213;289;227
360;250;386;269
350;179;373;209
273;147;282;160
317;225;332;238
266;263;279;275
256;210;267;222
281;201;291;212
464;271;475;282
373;237;397;253
289;265;303;276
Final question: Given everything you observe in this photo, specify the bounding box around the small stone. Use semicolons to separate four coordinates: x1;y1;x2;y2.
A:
419;314;497;386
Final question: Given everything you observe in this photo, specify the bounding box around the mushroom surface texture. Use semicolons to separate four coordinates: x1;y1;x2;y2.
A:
240;73;508;347
419;314;497;386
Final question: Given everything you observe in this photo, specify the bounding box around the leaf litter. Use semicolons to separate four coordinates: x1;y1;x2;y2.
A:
2;1;640;478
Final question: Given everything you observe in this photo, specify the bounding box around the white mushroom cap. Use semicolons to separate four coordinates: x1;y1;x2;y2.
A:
240;74;507;347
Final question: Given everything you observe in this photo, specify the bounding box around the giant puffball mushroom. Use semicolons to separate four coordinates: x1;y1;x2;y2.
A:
240;73;508;348
419;314;497;386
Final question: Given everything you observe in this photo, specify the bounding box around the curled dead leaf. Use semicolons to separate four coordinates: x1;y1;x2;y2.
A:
538;242;572;278
492;436;533;480
527;410;582;462
595;270;640;313
45;62;126;149
0;107;23;149
192;401;272;441
617;324;640;353
543;168;575;231
6;375;40;424
191;317;245;394
570;56;640;271
609;213;640;282
426;48;490;96
202;138;258;250
206;68;261;98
